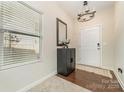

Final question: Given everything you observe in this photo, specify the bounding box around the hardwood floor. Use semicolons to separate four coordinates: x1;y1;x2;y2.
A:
57;69;123;92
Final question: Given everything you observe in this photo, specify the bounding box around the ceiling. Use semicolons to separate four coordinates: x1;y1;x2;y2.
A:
57;1;115;19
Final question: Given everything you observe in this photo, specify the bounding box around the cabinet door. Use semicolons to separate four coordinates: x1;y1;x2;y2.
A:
70;49;75;70
66;49;72;73
57;49;67;75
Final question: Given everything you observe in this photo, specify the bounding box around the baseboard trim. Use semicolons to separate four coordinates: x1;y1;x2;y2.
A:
101;66;113;71
113;71;124;90
76;63;113;71
17;71;57;92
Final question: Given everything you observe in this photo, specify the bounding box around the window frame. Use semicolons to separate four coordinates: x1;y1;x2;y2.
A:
0;1;42;71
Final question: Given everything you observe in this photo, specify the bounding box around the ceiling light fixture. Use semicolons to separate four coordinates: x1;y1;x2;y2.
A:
77;1;96;22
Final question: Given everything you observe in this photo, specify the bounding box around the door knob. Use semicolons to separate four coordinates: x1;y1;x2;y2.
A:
97;43;100;47
97;43;100;50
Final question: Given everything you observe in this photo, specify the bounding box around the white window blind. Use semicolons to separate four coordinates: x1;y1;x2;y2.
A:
0;1;41;69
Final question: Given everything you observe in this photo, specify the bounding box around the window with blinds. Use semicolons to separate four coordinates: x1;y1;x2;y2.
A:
0;1;41;69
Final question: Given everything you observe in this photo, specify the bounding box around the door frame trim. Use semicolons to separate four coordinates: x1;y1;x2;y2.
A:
80;24;103;68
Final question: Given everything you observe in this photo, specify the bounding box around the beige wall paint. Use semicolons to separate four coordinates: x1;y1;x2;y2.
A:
114;1;124;86
1;1;124;91
0;2;74;91
73;5;115;70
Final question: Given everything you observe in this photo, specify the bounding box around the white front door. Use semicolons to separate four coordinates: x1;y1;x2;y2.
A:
81;25;102;67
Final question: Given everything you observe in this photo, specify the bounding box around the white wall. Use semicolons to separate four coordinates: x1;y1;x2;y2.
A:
0;1;74;91
73;5;115;70
114;1;124;87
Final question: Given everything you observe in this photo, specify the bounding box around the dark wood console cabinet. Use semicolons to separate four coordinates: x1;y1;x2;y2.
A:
57;48;76;76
